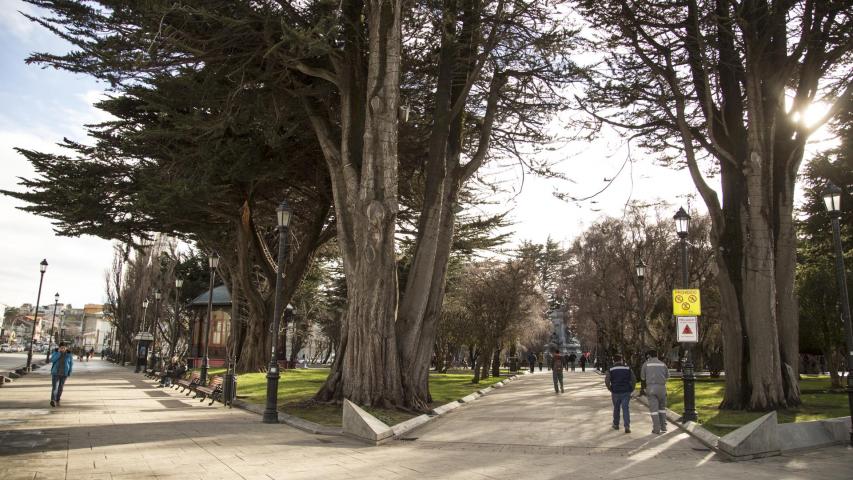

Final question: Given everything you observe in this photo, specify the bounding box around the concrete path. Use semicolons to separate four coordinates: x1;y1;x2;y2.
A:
0;361;851;479
411;371;708;459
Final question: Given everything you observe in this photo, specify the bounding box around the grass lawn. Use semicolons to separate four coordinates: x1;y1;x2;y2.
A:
202;368;509;427
665;374;848;436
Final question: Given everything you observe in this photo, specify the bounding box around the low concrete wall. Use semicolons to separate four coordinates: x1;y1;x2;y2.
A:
638;392;852;461
778;416;851;452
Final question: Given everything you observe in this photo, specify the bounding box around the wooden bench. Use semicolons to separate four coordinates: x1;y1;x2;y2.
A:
176;371;201;394
194;376;224;405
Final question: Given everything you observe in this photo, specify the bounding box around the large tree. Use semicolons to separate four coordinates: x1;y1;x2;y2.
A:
14;0;578;409
5;70;336;371
575;0;853;409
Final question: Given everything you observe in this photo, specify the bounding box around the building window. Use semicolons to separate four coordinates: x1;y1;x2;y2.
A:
212;320;223;345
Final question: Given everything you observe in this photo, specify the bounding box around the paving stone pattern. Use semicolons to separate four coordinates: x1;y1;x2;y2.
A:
0;361;851;479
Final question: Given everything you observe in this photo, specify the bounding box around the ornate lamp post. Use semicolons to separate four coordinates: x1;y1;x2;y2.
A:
45;293;59;362
201;253;219;385
263;200;292;424
153;290;162;368
135;298;150;373
26;259;48;370
674;207;698;422
822;182;853;445
636;258;646;395
171;278;183;360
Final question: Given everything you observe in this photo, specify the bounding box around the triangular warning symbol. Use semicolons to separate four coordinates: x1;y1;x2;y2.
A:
682;325;693;335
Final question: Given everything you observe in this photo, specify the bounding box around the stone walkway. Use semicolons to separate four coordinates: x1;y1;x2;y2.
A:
0;361;851;479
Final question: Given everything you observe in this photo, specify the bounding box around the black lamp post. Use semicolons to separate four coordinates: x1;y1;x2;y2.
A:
674;207;698;422
171;278;183;360
201;253;219;385
153;290;162;368
264;200;292;424
822;182;853;446
26;259;48;370
46;293;59;362
135;298;150;373
636;258;646;395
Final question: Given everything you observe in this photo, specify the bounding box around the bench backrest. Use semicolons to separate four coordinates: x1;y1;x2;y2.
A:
189;371;201;383
208;376;223;388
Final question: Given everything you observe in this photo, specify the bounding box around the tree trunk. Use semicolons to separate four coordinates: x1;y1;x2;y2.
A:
773;181;801;405
825;349;842;390
313;0;405;407
491;347;501;378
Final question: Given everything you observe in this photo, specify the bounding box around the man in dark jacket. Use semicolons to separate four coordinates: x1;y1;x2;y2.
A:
567;352;577;372
526;351;536;374
49;342;73;407
605;354;636;433
550;348;564;393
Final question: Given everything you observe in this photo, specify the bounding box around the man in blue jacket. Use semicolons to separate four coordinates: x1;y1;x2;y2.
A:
605;354;636;433
50;342;73;407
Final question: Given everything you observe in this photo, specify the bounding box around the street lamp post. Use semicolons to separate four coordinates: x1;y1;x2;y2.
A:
264;200;292;424
135;298;149;373
201;253;219;385
171;278;183;360
153;290;162;369
674;207;698;422
636;258;646;395
26;259;48;370
822;183;853;446
46;293;59;362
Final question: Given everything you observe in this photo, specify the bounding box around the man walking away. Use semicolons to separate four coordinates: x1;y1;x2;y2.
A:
605;355;636;433
550;348;564;393
527;351;536;374
50;342;73;407
579;354;587;372
537;352;544;372
567;352;577;372
641;349;669;434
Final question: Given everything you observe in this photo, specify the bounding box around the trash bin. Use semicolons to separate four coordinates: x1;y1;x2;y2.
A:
509;356;519;373
223;373;237;406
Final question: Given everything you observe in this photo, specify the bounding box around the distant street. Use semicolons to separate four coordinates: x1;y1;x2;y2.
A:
0;352;29;371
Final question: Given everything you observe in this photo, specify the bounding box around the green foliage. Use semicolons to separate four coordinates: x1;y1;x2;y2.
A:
230;368;504;426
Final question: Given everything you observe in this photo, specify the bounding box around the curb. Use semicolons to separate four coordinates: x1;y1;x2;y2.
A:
633;394;725;457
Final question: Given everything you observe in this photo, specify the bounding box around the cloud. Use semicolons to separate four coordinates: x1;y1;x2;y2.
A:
0;2;38;43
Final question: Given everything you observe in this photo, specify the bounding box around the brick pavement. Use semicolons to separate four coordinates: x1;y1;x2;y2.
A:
0;360;851;479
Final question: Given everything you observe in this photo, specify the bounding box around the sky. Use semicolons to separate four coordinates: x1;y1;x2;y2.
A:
0;1;838;309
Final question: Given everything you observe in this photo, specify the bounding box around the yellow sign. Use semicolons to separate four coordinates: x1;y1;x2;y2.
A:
672;289;701;316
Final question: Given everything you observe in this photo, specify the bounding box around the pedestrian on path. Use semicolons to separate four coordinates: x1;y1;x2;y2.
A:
550;348;564;393
605;354;636;433
527;351;536;374
641;349;669;434
579;354;587;372
49;342;73;407
567;352;577;372
537;352;544;372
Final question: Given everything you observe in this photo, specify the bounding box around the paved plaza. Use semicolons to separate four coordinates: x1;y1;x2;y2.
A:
0;360;851;479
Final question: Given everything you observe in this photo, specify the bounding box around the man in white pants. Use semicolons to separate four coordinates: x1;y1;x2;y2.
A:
641;350;669;434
